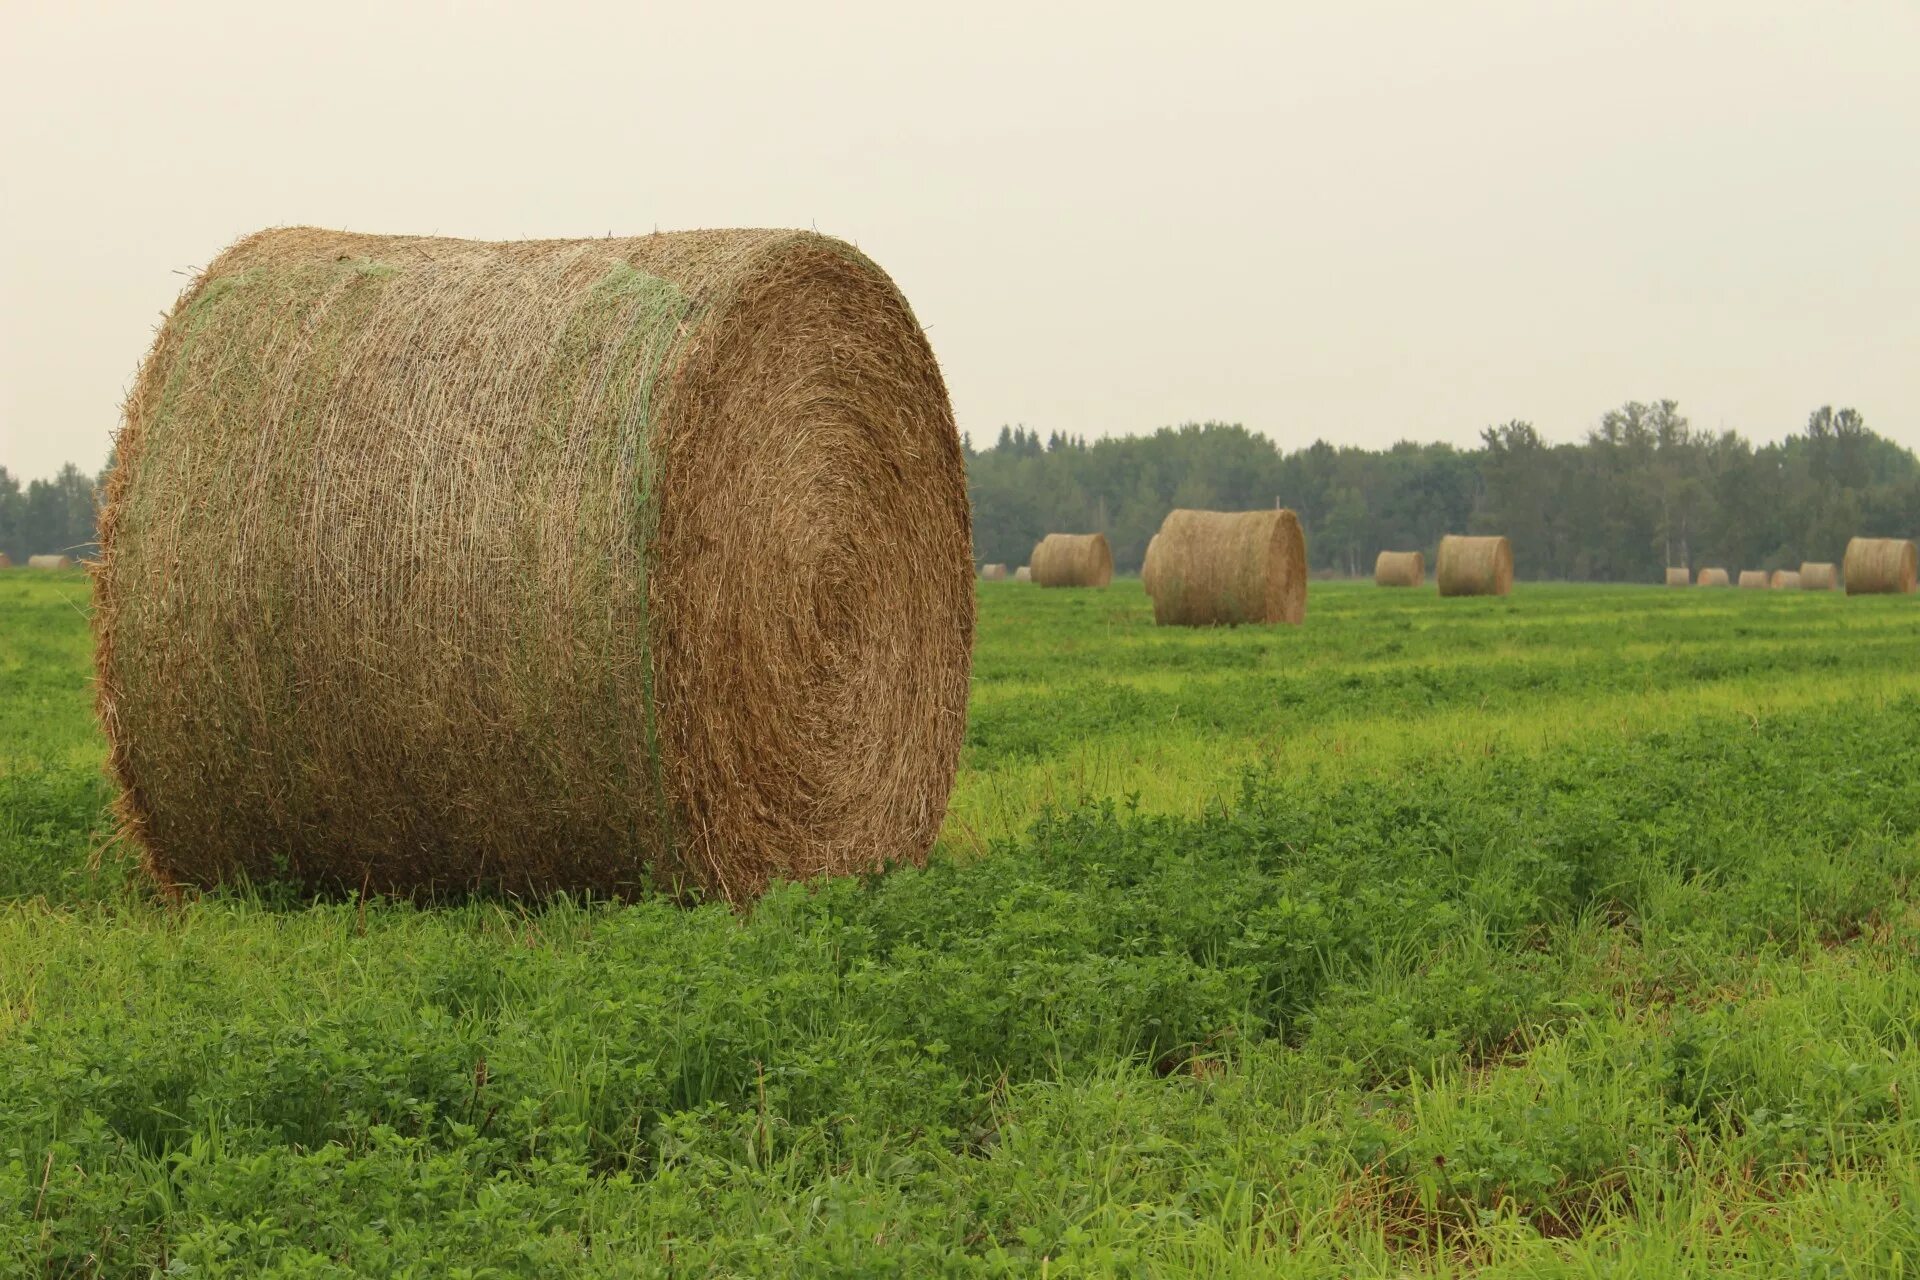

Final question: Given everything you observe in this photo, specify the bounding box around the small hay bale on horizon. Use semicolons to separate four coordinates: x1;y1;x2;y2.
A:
1799;562;1838;591
979;563;1008;581
1013;565;1031;583
1696;567;1730;587
1374;550;1424;587
1737;570;1769;589
1142;508;1306;626
1843;537;1918;595
27;554;73;570
1665;567;1690;587
1770;569;1800;590
94;225;973;905
1436;535;1512;597
1029;532;1113;587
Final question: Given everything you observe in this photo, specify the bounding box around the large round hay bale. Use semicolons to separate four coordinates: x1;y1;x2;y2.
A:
1737;570;1768;589
1769;569;1800;590
1142;509;1306;626
1435;535;1512;597
1843;537;1918;595
1665;567;1690;587
1029;532;1113;588
979;563;1008;581
1799;562;1838;591
1141;535;1161;596
95;226;972;903
1696;567;1730;587
1374;550;1424;587
1013;565;1031;583
28;554;72;570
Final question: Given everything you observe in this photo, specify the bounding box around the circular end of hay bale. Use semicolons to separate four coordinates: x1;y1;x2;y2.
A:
1843;537;1918;595
1696;567;1730;587
1143;508;1306;626
1374;550;1424;588
1029;533;1113;587
1435;535;1512;597
96;226;972;903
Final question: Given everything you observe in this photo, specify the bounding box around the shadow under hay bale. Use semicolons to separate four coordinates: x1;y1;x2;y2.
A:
1436;535;1511;597
1843;538;1918;595
1374;550;1424;587
1029;533;1113;587
1142;509;1306;626
95;226;973;904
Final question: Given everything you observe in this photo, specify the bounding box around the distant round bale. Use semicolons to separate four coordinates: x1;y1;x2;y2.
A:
1799;562;1838;591
1142;508;1306;626
0;553;13;568
1696;567;1730;587
1769;570;1800;590
95;226;973;904
1374;550;1424;588
28;555;73;570
1435;535;1512;597
1737;570;1769;589
1665;567;1690;587
1013;565;1031;583
1029;532;1113;587
979;563;1008;581
1843;537;1918;595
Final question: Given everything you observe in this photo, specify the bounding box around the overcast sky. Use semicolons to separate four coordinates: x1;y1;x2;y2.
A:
2;0;1915;480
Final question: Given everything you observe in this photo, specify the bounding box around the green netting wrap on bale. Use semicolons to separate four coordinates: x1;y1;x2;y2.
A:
1843;538;1918;595
1436;535;1512;597
1029;533;1113;587
1374;550;1423;587
1142;509;1306;626
95;227;974;904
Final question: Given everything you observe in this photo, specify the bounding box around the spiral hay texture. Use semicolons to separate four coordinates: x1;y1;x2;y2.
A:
1697;568;1730;587
979;564;1008;582
1665;567;1690;587
1374;550;1424;587
1029;533;1113;588
1738;570;1769;590
1799;562;1839;591
1435;536;1512;597
1843;538;1918;595
95;226;973;903
28;555;72;570
1142;509;1306;626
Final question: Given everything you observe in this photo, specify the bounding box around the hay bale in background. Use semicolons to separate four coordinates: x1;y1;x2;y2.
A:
1770;570;1800;590
979;564;1008;581
0;553;12;568
1738;570;1769;589
1799;562;1838;591
1843;537;1918;595
1141;535;1161;596
1436;535;1512;597
1013;566;1031;583
1142;508;1306;626
1697;568;1730;587
1665;567;1690;587
28;555;72;570
1374;550;1424;587
1029;532;1113;587
95;226;973;904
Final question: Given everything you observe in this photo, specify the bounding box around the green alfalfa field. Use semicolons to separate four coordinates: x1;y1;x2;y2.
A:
6;567;1920;1276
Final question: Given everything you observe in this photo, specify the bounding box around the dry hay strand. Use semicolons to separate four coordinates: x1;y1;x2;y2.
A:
28;555;72;570
1696;567;1730;587
1142;508;1306;626
94;226;973;905
1029;532;1113;588
1844;537;1918;595
1799;561;1839;591
979;563;1008;581
1013;565;1031;583
1374;550;1424;587
1665;567;1690;587
1769;569;1800;590
1738;570;1769;590
1436;535;1512;597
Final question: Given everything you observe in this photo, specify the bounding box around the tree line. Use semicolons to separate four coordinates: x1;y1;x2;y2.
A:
6;400;1914;581
968;402;1920;580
